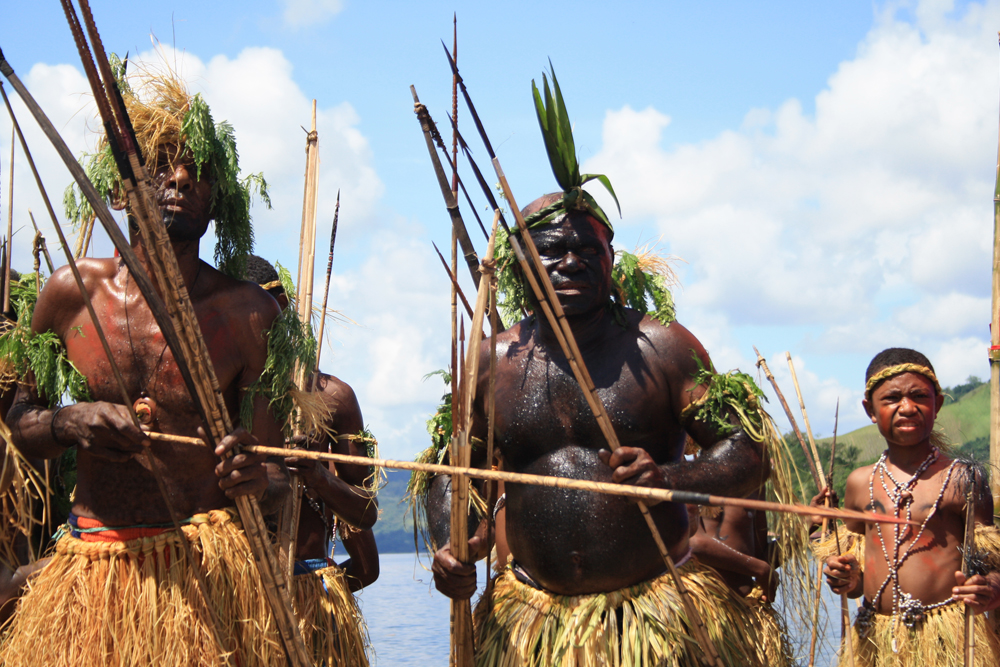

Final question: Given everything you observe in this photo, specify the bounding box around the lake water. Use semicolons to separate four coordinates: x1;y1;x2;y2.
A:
357;552;844;666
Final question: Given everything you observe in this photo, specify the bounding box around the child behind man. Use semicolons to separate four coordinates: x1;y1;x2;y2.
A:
819;348;1000;666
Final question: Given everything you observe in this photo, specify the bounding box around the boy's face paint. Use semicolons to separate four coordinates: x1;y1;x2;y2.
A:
863;372;944;448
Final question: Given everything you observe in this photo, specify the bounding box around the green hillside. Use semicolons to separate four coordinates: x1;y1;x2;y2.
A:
823;380;989;463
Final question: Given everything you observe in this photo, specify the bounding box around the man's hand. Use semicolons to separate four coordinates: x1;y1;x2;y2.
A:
824;554;860;595
56;402;149;462
597;447;665;504
754;561;779;603
808;486;839;528
432;534;484;600
284;435;328;489
953;570;1000;614
212;427;269;500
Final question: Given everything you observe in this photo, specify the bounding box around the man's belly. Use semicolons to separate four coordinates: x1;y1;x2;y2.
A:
504;451;689;596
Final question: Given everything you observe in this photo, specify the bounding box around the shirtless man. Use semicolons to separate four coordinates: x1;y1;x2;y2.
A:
0;81;291;667
431;193;773;666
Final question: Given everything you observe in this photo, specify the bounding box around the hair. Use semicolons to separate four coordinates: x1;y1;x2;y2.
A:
865;347;937;398
242;254;278;285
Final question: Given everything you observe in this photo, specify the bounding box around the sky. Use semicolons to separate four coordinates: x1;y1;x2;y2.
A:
0;0;998;459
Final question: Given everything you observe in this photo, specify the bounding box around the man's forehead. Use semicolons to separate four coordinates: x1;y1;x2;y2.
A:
873;371;935;393
530;213;610;242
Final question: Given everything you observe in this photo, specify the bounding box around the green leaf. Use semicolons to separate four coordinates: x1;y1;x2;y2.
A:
581;173;621;217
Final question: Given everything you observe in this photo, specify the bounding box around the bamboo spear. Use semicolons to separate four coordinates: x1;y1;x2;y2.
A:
990;31;1000;509
433;241;475;321
411;86;480;288
787;352;826;491
4;125;13;315
962;466;977;667
753;346;821;488
283;100;321;583
2;5;312;662
826;401;854;666
313;190;339;374
0;58;235;663
27;210;54;275
449;212;499;667
443;48;725;666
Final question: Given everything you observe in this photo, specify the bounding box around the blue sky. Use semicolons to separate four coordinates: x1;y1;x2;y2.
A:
1;0;997;457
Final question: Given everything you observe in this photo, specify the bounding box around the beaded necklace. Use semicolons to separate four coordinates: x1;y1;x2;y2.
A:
867;446;959;651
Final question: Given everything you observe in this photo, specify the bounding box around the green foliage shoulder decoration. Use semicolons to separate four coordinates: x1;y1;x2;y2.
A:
0;274;91;407
681;355;767;443
239;263;317;434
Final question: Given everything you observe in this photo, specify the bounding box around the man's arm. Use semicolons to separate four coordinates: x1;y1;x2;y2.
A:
285;377;378;530
599;324;766;498
8;265;147;462
224;285;290;513
338;527;379;592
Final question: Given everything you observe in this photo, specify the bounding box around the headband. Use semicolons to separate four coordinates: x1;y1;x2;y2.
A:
864;363;942;401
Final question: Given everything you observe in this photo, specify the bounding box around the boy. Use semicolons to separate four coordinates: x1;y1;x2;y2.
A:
821;348;1000;666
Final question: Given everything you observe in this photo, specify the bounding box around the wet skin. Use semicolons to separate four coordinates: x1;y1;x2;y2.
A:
286;372;379;590
7;150;288;525
431;212;767;597
824;373;1000;614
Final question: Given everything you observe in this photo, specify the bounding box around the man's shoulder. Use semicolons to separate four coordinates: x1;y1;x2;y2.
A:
316;372;358;405
198;263;280;318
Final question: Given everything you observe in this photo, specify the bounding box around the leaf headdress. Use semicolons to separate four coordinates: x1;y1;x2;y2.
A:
524;62;620;231
63;53;269;279
494;63;677;327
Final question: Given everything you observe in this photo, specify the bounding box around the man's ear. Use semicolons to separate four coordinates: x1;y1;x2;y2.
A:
862;398;875;422
934;392;945;415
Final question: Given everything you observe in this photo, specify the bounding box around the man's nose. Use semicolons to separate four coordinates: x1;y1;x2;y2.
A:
556;251;582;272
167;163;194;192
898;397;918;414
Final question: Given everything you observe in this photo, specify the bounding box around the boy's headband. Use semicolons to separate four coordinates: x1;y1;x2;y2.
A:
864;363;942;401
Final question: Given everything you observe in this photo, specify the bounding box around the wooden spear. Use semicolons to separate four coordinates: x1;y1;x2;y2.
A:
3;5;312;661
411;86;480;288
4;125;13;315
313;190;339;374
787;352;827;492
283;100;321;583
962;466;977;667
0;60;235;663
433;241;475;320
449;213;498;667
753;346;821;488
990;31;1000;510
27;210;54;275
443;47;726;666
139;440;905;526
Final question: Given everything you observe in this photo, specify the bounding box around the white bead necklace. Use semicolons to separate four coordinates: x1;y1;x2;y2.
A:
868;447;959;651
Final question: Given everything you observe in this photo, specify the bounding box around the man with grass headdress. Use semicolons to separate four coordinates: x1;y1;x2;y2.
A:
0;59;293;666
429;67;793;667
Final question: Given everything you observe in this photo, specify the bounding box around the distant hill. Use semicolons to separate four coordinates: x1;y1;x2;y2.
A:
372;469;422;554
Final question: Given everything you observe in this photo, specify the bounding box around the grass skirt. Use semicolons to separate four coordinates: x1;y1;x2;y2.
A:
293;564;371;666
0;508;285;667
474;558;771;667
745;586;793;667
814;525;1000;667
841;601;1000;667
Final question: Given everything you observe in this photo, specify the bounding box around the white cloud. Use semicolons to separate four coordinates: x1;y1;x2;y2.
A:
280;0;344;28
582;0;1000;436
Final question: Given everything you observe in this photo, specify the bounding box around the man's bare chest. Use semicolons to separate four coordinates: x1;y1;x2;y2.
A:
59;290;243;411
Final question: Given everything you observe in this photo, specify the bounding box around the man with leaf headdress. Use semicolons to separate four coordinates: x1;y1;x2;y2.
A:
430;67;792;666
0;59;294;667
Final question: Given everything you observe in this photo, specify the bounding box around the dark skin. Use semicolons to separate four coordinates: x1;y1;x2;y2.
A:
7;147;288;525
286;371;379;590
688;496;777;601
823;372;1000;614
431;202;767;598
